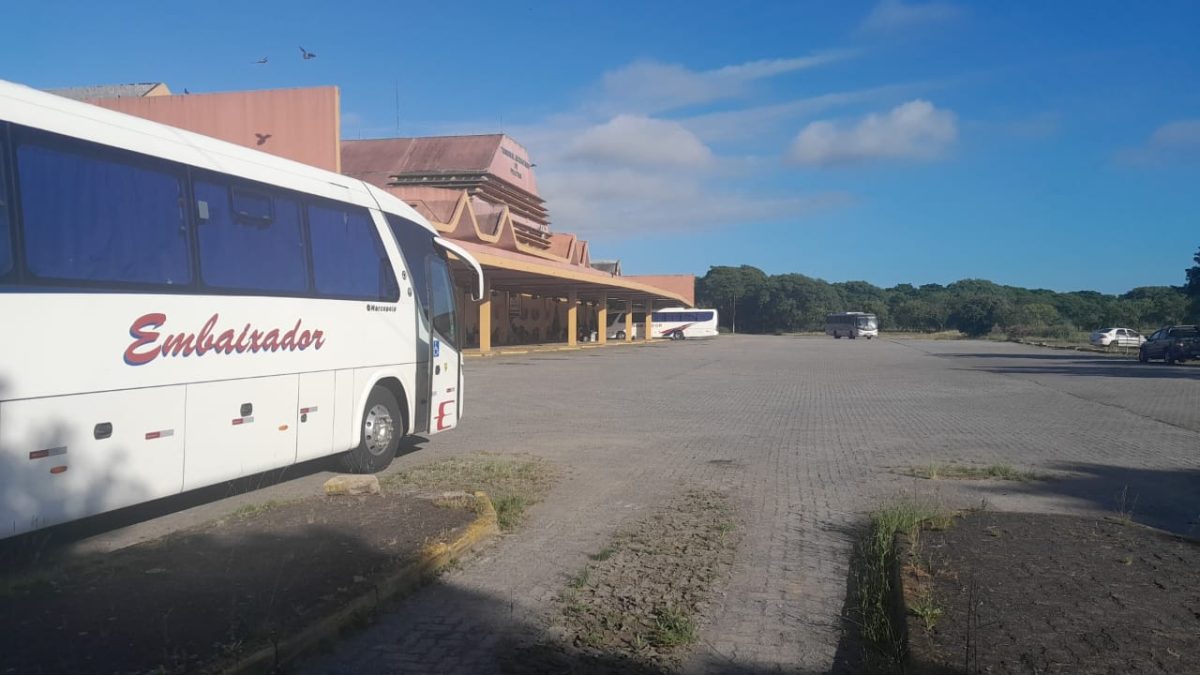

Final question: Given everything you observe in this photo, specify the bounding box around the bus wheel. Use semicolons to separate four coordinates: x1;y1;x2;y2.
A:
341;385;402;473
834;332;840;339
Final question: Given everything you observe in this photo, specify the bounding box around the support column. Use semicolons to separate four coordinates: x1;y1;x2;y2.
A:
597;294;607;344
625;300;634;342
478;280;491;354
644;301;654;341
567;289;578;347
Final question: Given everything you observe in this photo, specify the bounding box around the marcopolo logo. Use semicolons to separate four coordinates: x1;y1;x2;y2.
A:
124;313;326;366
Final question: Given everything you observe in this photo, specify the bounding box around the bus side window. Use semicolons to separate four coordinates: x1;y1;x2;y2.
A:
16;136;191;287
195;179;307;293
0;135;11;279
308;203;398;302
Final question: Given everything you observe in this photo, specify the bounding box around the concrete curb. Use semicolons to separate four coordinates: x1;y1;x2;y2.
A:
219;492;500;674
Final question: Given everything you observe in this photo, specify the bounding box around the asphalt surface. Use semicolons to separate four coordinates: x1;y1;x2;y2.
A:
43;335;1200;673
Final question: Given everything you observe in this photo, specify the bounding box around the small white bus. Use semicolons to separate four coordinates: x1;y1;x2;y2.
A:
825;312;879;339
0;80;483;538
606;308;719;340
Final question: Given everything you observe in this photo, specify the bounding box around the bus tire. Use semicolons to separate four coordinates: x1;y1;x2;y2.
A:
341;385;403;473
834;332;841;339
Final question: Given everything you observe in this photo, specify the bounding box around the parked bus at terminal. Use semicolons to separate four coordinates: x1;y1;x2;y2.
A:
0;80;483;538
606;307;720;340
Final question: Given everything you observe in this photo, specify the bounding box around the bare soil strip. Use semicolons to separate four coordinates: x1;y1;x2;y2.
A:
903;511;1200;674
0;491;474;674
501;489;738;673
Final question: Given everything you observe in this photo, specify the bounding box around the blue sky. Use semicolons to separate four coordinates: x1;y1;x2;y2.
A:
4;1;1198;293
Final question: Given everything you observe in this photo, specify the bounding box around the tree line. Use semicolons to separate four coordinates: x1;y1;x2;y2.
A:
697;248;1200;337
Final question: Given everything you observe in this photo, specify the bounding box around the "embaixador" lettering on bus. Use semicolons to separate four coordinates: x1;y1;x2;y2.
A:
124;313;326;366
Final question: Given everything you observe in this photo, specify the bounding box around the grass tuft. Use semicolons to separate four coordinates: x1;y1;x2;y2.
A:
908;463;1042;482
648;605;697;648
387;453;554;531
227;500;283;520
588;546;617;562
855;499;950;672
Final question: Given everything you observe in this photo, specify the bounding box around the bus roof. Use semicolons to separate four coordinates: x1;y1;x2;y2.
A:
0;79;435;235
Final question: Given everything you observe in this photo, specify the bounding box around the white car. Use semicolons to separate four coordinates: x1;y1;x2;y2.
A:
1089;327;1146;347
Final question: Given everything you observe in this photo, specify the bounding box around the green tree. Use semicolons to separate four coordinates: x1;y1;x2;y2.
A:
1186;247;1200;322
697;265;767;333
950;295;1009;337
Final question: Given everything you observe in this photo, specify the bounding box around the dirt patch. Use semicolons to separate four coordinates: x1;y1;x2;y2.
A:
0;490;474;674
904;511;1200;674
386;453;555;531
501;489;738;673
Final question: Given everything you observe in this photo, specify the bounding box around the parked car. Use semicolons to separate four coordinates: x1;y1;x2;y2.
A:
1138;325;1200;364
1089;327;1146;348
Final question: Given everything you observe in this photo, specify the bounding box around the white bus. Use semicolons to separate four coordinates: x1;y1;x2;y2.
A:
825;312;879;339
0;80;483;538
606;307;719;340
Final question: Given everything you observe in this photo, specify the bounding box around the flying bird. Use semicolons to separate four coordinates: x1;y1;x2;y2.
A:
254;56;268;64
299;46;316;60
255;133;272;146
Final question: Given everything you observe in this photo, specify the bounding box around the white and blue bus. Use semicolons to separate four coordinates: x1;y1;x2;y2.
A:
825;312;879;339
0;79;483;538
606;307;720;340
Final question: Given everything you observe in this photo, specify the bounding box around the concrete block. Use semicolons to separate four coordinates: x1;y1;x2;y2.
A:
323;474;381;496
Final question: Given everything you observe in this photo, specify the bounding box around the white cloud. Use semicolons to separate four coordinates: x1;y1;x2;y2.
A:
858;0;963;35
1118;120;1200;166
788;99;958;167
597;51;853;114
565;115;713;168
540;167;850;237
682;82;928;142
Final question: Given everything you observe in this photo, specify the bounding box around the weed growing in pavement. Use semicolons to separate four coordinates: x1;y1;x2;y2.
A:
568;568;590;589
649;605;697;648
1114;485;1139;525
226;499;283;520
588;546;618;562
908;463;1042;482
855;499;951;673
492;494;530;530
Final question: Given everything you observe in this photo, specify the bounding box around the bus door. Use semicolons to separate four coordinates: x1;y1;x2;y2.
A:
426;254;460;433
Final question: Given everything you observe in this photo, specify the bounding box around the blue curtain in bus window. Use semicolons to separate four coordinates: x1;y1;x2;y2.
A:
309;203;396;300
194;180;307;293
17;142;190;285
0;160;11;277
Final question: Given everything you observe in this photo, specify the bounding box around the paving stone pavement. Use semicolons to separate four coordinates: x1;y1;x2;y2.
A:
299;336;1200;674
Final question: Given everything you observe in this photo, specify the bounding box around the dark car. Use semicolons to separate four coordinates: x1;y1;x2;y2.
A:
1138;325;1200;364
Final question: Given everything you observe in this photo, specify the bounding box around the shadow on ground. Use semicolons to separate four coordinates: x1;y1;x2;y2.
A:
0;436;428;570
976;462;1200;536
940;352;1200;380
303;579;833;675
0;484;465;674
